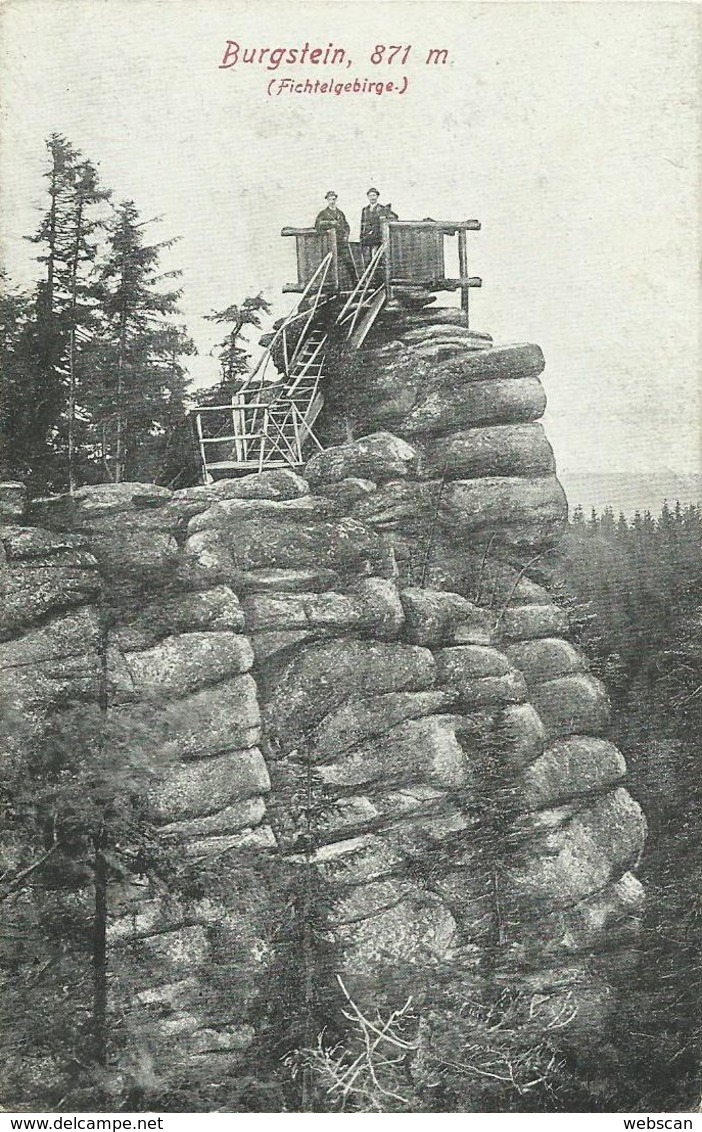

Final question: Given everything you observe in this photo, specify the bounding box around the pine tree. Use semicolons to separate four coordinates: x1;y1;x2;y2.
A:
0;282;49;487
201;294;272;403
88;201;194;483
62;159;111;489
23;135;111;490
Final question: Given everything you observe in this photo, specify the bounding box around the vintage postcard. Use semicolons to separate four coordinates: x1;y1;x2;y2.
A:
0;0;699;1118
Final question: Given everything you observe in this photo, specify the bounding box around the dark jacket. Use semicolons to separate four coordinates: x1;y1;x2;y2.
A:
314;206;350;244
360;203;398;246
360;203;383;246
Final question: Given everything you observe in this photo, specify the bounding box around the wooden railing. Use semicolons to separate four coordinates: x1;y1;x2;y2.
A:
282;216;481;318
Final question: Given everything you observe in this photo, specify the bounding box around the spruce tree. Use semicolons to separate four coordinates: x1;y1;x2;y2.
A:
201;294;272;403
24;135;111;490
88;201;193;483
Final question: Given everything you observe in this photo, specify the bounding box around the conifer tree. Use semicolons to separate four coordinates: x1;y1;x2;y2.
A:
24;135;111;489
201;294;271;403
88;201;193;482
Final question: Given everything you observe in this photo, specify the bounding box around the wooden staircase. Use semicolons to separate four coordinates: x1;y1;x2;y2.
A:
191;246;387;482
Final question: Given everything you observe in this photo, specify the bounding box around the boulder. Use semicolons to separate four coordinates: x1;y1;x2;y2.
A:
420;549;553;611
305;432;418;485
123;632;254;699
185;825;276;860
148;747;270;822
500;703;547;769
251;629;322;664
450;670;528;709
113;586;245;651
439;477;567;540
430;342;545;384
436;645;511;683
112;675;261;762
506;638;585;685
137;926;210;974
519;736;627;810
561;872;645;951
303;834;404;888
317;477;377;512
106;643;138;704
243;579;403;639
186;516;385;577
352;578;405;639
188;494;323;534
2;650;101;711
508;787;646;910
108;897;191;945
391;307;475;331
350;480;433;530
372;783;456;822
328;878;418;925
179;528;235;585
530;673;611;739
88;531;179;578
379;804;473;860
222;567;340;593
431;866;496;942
243;592;346;631
400;588;493;647
403;323;478;344
65;510;183;534
0;567;101;638
498;604;570;642
520;872;644;958
31;483;172;528
307;689;459;762
262;639;436;751
413;339;492;363
0;607;101;668
419;423;556;480
398;376;547;437
169;469;309;521
337;893;457;973
315;714;475;791
0;526;92;561
312;794;383;840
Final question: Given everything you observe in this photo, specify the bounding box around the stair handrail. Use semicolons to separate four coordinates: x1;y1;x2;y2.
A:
287;254;333;372
240;252;334;396
336;242;386;332
285;333;327;398
346;280;384;342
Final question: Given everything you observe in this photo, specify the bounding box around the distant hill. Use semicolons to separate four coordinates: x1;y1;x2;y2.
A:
558;471;702;518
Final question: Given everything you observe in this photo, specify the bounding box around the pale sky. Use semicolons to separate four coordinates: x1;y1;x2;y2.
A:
0;0;699;475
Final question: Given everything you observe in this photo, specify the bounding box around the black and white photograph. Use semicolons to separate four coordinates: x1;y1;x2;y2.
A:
0;0;699;1118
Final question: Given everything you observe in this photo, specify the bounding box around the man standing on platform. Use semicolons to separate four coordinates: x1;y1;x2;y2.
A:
314;191;357;287
360;187;384;267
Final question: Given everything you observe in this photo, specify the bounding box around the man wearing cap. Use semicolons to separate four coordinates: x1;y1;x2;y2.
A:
314;191;357;286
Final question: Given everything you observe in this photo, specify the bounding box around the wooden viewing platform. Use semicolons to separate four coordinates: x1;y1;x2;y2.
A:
191;214;481;482
281;217;482;316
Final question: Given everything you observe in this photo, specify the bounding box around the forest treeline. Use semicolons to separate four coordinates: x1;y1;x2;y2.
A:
553;502;702;1111
1;134;270;497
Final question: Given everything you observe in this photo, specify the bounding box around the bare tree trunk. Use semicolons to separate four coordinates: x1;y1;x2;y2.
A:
92;827;108;1066
115;308;127;484
68;327;77;493
67;198;84;494
301;743;314;1113
92;609;111;1065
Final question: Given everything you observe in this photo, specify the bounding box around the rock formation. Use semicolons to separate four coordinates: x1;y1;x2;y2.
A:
0;303;647;1105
